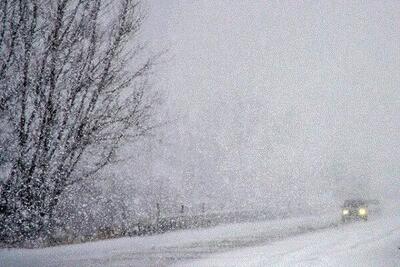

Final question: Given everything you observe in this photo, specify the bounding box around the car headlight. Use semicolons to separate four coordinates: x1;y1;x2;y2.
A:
342;209;349;215
358;208;367;216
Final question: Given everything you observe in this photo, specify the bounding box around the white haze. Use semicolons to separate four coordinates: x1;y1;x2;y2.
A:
114;1;400;215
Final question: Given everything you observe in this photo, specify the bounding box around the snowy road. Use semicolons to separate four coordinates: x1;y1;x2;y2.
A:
179;213;400;267
1;212;399;266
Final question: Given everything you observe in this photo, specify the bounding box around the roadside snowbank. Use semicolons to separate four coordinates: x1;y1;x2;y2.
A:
0;213;338;267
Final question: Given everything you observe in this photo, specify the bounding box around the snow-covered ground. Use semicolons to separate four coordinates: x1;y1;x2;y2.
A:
178;213;400;267
1;212;399;267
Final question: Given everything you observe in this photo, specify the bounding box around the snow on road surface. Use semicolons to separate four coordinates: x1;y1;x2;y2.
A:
1;212;399;267
0;214;338;267
178;214;400;267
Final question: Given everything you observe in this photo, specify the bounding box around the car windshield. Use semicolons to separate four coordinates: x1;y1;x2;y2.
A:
343;200;366;208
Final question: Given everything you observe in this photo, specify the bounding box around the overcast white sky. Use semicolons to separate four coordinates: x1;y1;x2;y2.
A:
139;1;400;209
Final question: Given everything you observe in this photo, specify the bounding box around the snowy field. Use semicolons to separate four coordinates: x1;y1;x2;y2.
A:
1;212;399;267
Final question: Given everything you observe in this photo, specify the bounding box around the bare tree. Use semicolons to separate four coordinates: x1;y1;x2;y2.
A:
0;0;157;245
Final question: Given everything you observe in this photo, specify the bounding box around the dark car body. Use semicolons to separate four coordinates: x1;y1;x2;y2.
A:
341;199;368;222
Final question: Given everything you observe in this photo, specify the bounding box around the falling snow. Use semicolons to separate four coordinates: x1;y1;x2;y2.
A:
1;1;400;266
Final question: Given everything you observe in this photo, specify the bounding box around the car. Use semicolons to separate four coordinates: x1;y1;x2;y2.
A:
341;199;368;222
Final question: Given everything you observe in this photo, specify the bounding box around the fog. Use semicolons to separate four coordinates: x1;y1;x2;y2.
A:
118;0;400;215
